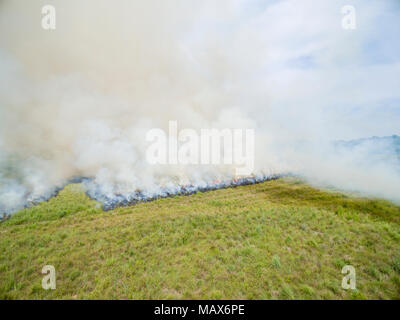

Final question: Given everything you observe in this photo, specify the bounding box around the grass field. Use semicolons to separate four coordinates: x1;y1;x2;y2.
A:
1;177;400;299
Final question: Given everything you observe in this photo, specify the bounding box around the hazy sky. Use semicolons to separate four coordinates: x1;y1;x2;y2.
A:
1;0;400;213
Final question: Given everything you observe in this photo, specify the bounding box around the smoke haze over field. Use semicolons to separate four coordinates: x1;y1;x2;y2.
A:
1;0;400;213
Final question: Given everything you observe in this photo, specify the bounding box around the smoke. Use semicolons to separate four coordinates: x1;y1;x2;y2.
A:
1;0;400;214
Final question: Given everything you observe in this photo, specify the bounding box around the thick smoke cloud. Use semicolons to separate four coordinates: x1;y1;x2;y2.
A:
1;0;400;214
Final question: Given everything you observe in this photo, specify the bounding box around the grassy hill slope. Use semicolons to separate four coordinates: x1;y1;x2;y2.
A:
1;178;400;299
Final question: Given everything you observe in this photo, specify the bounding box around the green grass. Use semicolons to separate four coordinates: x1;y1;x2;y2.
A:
1;177;400;299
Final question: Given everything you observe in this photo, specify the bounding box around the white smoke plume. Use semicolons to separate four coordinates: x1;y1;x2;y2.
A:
1;0;400;214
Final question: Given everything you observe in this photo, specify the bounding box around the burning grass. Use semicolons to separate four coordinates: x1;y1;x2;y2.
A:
0;177;400;299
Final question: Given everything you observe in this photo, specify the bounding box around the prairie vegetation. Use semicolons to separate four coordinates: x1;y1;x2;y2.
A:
1;178;399;299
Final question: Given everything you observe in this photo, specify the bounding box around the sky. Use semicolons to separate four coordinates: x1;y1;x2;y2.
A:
0;0;400;213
